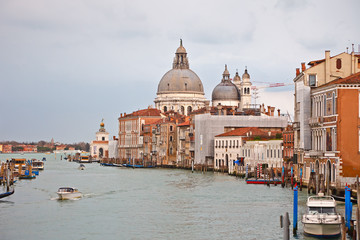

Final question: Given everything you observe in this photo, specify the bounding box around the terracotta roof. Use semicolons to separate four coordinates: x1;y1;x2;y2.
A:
177;120;190;127
215;127;282;138
321;72;360;88
121;108;161;118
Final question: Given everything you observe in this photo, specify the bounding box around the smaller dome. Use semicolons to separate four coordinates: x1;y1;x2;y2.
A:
242;68;250;79
212;65;241;102
233;71;241;82
100;122;104;127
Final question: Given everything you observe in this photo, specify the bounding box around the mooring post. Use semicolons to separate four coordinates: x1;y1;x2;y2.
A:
293;185;298;236
341;216;347;240
300;168;303;191
291;166;294;189
281;165;285;188
346;186;352;230
356;207;359;240
283;212;290;240
245;164;248;179
191;160;194;173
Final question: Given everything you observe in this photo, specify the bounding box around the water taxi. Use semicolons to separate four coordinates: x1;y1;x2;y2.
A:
32;161;44;170
57;187;82;200
302;194;342;237
79;155;90;163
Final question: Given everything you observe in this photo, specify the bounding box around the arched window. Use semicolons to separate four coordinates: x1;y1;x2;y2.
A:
169;136;173;142
163;106;167;112
181;106;185;115
187;106;192;114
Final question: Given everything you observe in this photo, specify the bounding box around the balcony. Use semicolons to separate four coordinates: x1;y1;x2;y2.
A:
309;117;322;127
179;136;186;141
308;150;324;157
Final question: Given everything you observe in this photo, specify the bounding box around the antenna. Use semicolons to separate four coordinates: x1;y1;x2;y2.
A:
352;43;354;53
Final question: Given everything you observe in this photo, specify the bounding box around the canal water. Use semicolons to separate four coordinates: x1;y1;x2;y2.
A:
0;153;348;240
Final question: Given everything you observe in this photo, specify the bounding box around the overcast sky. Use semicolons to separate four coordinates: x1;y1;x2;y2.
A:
1;0;359;143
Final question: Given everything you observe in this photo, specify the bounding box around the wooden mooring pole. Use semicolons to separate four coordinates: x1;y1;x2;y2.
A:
280;212;290;240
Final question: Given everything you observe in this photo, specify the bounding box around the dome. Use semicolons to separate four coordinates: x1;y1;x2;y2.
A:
233;71;241;82
212;81;241;101
100;122;104;127
242;68;250;79
212;65;241;101
157;69;204;94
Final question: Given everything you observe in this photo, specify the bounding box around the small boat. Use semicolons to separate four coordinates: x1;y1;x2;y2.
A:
123;164;155;168
0;189;15;199
78;164;85;170
19;174;36;180
57;187;82;200
245;178;282;184
79;155;90;163
331;194;357;204
32;161;44;170
302;194;342;237
42;157;46;161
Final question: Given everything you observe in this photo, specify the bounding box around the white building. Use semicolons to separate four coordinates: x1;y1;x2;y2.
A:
214;127;283;174
90;121;109;159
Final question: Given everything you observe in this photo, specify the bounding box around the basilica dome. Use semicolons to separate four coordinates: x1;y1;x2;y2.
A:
157;69;204;94
157;39;204;95
212;65;241;102
154;40;208;116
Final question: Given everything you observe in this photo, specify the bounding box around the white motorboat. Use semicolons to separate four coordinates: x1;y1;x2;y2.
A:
32;160;44;170
78;164;85;170
302;194;342;237
57;187;82;200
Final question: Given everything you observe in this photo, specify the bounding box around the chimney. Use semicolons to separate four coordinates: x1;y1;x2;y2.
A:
278;109;280;116
301;62;306;72
267;106;271;115
270;107;275;116
325;50;331;83
296;68;300;76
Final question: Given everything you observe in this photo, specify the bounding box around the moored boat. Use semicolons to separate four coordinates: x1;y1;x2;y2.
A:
245;178;281;184
0;189;14;199
32;160;44;170
57;187;82;200
302;194;342;237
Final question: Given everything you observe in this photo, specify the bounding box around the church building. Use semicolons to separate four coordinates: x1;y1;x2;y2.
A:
90;120;109;159
154;40;209;115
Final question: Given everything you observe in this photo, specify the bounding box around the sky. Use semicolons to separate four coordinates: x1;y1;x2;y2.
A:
1;0;359;143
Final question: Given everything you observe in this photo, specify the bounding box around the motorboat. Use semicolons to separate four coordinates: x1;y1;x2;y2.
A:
32;161;44;170
245;178;281;184
79;155;90;163
302;194;342;237
78;164;85;170
57;187;82;200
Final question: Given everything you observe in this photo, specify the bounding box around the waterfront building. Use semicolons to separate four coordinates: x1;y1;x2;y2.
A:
108;137;118;159
195;112;287;165
214;127;283;174
156;112;184;166
282;125;295;161
293;49;360;186
176;118;192;167
118;107;162;163
0;144;12;153
90;121;109;159
154;40;209;115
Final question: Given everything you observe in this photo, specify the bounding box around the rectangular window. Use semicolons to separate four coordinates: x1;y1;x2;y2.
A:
309;74;317;87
